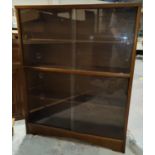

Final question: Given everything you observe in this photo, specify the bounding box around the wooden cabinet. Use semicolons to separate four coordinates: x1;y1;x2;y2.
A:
12;31;24;120
16;2;141;152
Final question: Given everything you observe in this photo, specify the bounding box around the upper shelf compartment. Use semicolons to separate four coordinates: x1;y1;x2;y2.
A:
23;42;132;74
19;7;138;74
19;8;137;43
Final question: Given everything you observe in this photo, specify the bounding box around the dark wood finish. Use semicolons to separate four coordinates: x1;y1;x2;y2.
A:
15;2;142;9
28;123;124;152
12;31;24;120
25;66;130;78
16;8;32;133
16;2;142;152
123;6;142;151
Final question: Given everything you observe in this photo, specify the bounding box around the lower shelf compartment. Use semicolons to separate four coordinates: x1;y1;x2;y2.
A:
26;71;127;150
28;92;125;140
27;123;125;152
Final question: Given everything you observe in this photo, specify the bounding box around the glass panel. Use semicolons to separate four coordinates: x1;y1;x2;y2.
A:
26;71;71;130
75;8;137;41
27;70;128;139
20;8;137;73
75;8;137;73
23;43;72;68
71;75;128;139
20;9;73;41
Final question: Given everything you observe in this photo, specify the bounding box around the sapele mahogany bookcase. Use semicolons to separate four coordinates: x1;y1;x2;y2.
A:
16;2;141;152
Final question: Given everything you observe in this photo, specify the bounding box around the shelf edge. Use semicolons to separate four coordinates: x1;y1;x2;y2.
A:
24;66;130;78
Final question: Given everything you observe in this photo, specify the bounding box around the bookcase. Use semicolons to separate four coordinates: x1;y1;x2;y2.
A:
16;2;141;152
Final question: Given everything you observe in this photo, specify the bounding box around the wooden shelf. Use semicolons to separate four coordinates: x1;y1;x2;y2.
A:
24;65;130;78
23;38;128;45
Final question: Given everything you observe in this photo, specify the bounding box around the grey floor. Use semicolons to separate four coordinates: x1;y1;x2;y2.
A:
12;57;143;155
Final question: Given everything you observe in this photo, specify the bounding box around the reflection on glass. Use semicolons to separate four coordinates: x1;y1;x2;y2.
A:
20;8;137;42
76;8;136;42
20;9;73;40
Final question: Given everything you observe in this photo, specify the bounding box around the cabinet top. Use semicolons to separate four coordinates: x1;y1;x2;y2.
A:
15;0;142;9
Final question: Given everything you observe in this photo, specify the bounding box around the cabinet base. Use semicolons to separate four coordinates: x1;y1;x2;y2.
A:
27;123;125;153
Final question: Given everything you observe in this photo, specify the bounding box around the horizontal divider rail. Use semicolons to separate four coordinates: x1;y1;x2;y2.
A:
24;66;130;78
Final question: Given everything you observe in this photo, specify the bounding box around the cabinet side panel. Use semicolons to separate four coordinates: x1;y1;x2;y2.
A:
123;6;142;151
